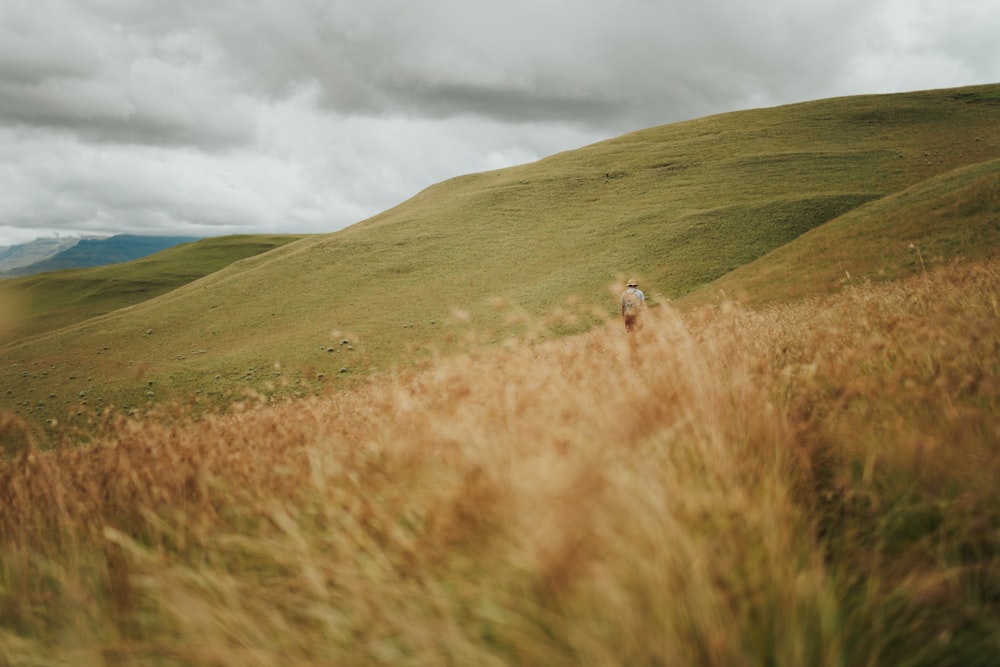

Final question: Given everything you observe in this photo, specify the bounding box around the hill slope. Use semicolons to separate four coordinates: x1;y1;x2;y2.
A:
2;83;999;432
681;157;1000;306
0;234;311;345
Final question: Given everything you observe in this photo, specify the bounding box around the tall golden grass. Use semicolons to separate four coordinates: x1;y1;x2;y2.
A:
1;258;998;665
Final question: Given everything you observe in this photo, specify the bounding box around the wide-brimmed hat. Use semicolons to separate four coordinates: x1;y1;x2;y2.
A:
627;279;638;287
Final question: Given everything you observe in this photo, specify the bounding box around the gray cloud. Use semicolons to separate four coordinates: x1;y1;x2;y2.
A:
0;0;997;247
0;1;257;148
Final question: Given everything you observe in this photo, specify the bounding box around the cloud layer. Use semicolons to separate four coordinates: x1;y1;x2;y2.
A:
1;0;997;246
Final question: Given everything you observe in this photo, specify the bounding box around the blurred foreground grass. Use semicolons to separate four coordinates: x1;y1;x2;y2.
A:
1;257;998;666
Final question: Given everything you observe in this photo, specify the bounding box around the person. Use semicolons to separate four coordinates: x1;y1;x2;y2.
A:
620;278;646;332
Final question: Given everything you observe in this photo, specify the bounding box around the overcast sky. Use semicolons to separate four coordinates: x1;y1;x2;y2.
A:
1;0;997;247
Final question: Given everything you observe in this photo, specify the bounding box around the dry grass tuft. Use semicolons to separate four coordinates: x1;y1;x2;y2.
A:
2;258;998;665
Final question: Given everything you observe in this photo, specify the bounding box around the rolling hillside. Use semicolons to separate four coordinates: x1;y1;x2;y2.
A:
1;83;998;435
680;157;1000;306
0;234;310;345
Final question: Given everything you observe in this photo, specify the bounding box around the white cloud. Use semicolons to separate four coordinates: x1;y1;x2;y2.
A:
0;0;997;247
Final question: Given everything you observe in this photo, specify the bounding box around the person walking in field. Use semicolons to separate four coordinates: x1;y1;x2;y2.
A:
620;278;647;332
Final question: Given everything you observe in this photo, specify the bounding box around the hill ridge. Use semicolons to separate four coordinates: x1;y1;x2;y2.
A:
0;236;90;273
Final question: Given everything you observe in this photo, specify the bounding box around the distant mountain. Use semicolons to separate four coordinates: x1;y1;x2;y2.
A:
0;236;89;273
2;234;201;276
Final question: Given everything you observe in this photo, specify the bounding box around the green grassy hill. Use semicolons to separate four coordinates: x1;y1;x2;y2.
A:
0;235;309;344
680;157;1000;306
2;83;998;435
